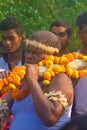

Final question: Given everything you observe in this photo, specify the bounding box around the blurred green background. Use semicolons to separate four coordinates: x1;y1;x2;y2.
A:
0;0;87;51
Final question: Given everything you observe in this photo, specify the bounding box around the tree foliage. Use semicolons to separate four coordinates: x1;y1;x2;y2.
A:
0;0;87;51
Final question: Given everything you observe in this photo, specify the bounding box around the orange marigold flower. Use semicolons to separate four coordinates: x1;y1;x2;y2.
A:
79;70;85;78
72;52;79;59
54;56;60;63
78;53;83;59
53;66;60;74
7;76;13;82
3;78;8;86
0;84;2;91
65;53;74;61
44;75;51;80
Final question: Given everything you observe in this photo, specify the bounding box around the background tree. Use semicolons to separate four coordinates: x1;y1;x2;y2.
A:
0;0;87;51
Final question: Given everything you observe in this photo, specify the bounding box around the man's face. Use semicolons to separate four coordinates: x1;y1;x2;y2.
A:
25;48;45;64
79;24;87;45
50;26;71;50
1;29;23;52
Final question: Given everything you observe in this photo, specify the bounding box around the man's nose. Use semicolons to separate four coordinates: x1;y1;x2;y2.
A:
5;40;11;45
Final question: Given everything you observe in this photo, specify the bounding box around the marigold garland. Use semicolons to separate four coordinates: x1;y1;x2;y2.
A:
0;52;87;100
0;66;30;101
38;52;87;85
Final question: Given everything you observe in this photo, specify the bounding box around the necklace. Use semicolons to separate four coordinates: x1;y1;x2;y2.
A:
0;66;30;101
38;52;87;85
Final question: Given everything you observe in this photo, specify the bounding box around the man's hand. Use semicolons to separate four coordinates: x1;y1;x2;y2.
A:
24;63;39;82
0;70;11;79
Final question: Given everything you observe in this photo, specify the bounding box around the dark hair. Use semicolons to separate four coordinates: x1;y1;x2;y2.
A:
0;16;24;35
60;115;87;130
50;19;72;37
76;11;87;30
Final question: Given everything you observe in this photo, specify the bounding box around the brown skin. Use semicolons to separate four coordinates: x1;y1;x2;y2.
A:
0;45;74;127
24;50;74;126
1;29;25;65
74;24;87;117
0;29;25;79
78;24;87;55
72;25;87;88
50;26;72;56
0;29;74;126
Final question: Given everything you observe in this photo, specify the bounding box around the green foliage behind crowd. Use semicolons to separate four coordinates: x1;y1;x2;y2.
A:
0;0;87;51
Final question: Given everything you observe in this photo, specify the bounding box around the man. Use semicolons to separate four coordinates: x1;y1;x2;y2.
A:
50;19;72;56
0;16;25;79
0;31;74;130
0;16;25;130
74;12;87;117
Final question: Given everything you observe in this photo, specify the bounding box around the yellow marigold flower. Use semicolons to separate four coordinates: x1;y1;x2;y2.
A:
38;61;43;66
20;69;26;75
66;67;73;76
72;52;79;59
83;70;87;75
59;56;69;64
43;80;50;85
55;65;63;72
82;56;87;61
49;55;54;61
46;60;53;68
44;71;51;77
21;66;26;70
16;75;21;81
66;63;71;68
9;83;16;89
72;70;79;79
44;71;51;80
60;65;65;72
47;69;55;77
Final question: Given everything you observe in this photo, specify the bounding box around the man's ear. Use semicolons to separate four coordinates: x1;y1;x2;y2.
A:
21;34;26;41
68;35;72;42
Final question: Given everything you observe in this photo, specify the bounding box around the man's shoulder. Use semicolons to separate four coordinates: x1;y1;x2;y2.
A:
0;56;4;62
0;56;8;69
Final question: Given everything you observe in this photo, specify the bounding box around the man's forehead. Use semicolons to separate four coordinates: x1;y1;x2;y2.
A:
57;26;67;32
